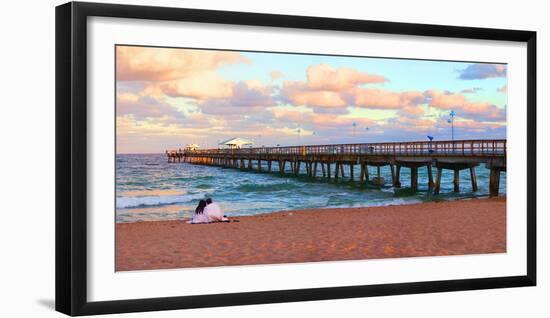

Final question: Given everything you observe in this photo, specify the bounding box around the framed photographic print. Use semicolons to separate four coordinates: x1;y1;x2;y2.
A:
55;1;536;316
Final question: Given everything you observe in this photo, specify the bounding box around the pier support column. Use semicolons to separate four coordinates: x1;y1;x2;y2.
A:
258;159;262;173
360;163;365;182
433;161;480;195
327;162;331;179
350;164;354;181
394;165;401;188
340;164;345;178
267;160;272;173
410;167;418;192
248;159;252;171
489;168;501;197
427;164;434;191
470;167;478;192
434;168;442;195
334;162;339;181
313;162;318;177
453;169;460;192
296;161;301;175
321;162;326;177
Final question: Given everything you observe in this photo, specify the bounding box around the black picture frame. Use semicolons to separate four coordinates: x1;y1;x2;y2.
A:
55;1;537;316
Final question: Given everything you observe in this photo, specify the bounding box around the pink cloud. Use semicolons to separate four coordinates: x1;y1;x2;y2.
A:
198;81;275;115
281;81;347;108
398;105;425;118
280;64;422;110
272;108;307;122
352;88;424;109
116;46;250;81
116;92;185;120
425;90;466;109
311;114;373;127
306;64;387;91
161;72;234;100
272;108;373;128
425;90;505;121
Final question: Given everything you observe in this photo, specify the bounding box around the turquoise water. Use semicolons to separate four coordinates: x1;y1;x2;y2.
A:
116;154;506;223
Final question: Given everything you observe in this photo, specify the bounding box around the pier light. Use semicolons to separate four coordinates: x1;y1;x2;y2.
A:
448;110;456;150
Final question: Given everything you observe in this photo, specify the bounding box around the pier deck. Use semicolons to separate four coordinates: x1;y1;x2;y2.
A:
167;139;506;197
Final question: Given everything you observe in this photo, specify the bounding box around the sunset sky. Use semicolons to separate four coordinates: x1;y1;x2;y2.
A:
116;45;507;154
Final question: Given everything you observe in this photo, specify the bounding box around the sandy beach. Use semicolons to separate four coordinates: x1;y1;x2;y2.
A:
116;197;506;271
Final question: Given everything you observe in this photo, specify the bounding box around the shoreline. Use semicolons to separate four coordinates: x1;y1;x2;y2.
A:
117;195;505;223
116;197;506;271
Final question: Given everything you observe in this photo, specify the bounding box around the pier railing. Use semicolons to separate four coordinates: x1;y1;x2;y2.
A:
178;139;506;158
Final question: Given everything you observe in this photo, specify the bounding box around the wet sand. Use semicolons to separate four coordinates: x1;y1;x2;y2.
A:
116;197;506;271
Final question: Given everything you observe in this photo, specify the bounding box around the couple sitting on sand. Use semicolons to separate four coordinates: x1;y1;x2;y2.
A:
187;198;229;224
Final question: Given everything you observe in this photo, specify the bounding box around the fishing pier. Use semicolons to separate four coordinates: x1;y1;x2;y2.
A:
166;139;506;197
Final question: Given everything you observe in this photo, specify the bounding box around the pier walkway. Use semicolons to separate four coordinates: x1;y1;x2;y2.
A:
166;139;506;197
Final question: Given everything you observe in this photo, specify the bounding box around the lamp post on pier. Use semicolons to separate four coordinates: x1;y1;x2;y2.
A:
448;110;456;151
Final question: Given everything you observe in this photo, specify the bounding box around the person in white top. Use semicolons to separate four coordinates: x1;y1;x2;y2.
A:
204;198;228;222
187;199;210;224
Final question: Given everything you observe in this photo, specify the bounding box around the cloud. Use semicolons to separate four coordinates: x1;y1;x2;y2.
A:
280;81;347;108
398;105;425;118
351;89;425;109
306;64;387;91
272;108;373;129
161;72;234;100
116;46;250;81
198;81;274;115
425;90;505;122
279;64;423;111
116;92;185;121
386;116;437;132
281;81;423;111
458;63;507;80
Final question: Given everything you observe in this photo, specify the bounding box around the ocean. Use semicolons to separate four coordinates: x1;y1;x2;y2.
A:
116;153;506;223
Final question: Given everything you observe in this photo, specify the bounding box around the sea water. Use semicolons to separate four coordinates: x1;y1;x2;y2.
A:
116;154;506;223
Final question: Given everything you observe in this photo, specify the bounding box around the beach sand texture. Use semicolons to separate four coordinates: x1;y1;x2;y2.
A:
116;197;506;271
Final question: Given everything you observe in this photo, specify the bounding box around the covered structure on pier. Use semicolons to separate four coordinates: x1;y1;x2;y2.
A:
219;137;254;149
185;143;200;151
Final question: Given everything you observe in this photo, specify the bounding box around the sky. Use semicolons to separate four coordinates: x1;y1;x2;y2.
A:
116;45;507;154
